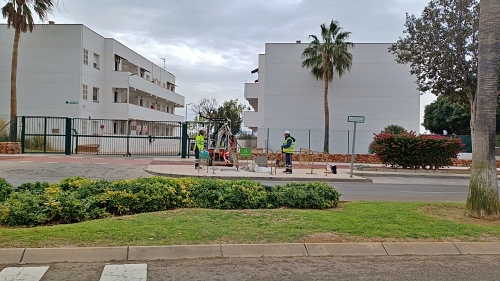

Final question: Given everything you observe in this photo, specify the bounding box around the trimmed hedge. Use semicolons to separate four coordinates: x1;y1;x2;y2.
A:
371;131;463;169
0;177;341;227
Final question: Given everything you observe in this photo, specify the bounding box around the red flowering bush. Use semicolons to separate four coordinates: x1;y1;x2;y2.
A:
371;131;463;169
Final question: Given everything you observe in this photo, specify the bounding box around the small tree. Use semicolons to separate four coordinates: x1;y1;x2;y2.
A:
191;97;219;120
217;99;248;135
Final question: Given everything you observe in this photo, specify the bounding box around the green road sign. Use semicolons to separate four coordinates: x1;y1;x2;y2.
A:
348;116;365;123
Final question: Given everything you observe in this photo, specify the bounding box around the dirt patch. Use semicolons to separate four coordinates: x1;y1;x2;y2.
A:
420;205;500;227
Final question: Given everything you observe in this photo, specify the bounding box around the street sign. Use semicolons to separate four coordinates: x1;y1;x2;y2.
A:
347;116;365;178
143;125;148;133
348;116;365;123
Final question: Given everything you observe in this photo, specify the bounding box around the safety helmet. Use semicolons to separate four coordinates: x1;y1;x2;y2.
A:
284;130;290;134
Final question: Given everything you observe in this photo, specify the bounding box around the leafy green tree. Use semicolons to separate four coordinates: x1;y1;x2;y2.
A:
2;0;57;141
217;99;248;135
302;20;354;153
423;96;471;135
390;0;500;218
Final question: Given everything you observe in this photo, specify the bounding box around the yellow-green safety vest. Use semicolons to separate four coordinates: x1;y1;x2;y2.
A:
282;137;294;153
195;134;204;150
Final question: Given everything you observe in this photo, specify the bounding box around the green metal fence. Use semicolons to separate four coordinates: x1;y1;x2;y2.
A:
18;116;70;154
72;118;182;156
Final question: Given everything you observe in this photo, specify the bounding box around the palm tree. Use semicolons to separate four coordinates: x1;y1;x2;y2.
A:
302;20;354;153
2;0;56;142
465;0;500;218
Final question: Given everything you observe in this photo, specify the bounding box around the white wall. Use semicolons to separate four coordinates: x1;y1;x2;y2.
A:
0;24;82;118
246;43;420;154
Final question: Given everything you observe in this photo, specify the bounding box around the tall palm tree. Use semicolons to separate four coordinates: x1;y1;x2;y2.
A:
2;0;56;142
302;20;354;153
466;0;500;218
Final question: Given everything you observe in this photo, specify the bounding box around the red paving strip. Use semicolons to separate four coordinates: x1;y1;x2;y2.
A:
0;155;152;165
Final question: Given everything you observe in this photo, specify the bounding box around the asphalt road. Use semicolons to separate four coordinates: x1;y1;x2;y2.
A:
1;255;499;281
0;159;478;202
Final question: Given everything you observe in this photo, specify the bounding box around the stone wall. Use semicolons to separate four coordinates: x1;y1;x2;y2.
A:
0;142;21;154
257;152;500;167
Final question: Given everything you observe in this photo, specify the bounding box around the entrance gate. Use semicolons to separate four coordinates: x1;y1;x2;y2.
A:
19;116;183;156
19;116;71;154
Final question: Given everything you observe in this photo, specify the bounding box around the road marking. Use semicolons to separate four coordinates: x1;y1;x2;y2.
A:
18;161;34;163
92;158;104;160
400;191;468;194
0;266;49;281
100;264;147;281
44;162;58;164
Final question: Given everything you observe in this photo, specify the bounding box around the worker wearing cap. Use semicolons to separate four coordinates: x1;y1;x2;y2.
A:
280;130;295;174
194;129;205;169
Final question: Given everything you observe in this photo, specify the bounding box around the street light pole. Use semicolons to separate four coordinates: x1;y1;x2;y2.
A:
185;103;193;121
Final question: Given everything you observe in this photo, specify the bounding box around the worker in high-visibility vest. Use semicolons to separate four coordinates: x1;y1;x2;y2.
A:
194;129;205;169
280;130;295;174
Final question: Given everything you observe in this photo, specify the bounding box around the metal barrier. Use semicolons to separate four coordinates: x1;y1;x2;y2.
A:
72;118;182;156
19;116;70;154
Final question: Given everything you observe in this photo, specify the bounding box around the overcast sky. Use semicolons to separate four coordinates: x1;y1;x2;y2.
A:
44;0;433;130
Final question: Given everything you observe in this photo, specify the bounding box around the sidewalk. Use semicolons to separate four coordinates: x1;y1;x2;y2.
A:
2;242;500;264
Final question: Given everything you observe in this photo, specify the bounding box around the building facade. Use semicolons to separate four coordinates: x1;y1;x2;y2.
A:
244;42;420;154
0;23;185;131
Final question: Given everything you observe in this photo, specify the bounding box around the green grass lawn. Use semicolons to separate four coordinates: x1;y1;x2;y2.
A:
1;201;500;248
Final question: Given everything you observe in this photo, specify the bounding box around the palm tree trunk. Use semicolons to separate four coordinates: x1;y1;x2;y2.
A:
465;0;500;218
323;75;330;153
9;27;21;142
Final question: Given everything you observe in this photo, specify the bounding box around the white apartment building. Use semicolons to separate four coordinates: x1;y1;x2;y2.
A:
244;42;420;154
0;23;185;130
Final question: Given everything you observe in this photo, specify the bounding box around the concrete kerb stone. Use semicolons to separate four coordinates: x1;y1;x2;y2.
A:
382;242;461;255
453;242;500;255
221;243;308;258
4;242;500;264
21;247;128;264
144;168;373;183
128;245;222;260
0;249;25;264
305;243;387;256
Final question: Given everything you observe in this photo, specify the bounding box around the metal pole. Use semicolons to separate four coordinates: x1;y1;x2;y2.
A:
308;129;311;150
43;117;47;153
347;130;350;154
266;128;269;149
350;122;357;178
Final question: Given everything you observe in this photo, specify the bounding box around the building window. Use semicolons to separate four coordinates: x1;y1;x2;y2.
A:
83;49;88;65
93;87;99;102
145;101;150;108
93;53;100;69
82;84;88;100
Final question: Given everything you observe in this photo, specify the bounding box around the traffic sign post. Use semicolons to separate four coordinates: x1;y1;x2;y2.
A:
348;116;365;178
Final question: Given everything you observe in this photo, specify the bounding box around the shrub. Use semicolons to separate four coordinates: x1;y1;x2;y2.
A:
368;124;406;154
371;131;463;169
0;178;13;202
0;177;341;227
24;136;53;152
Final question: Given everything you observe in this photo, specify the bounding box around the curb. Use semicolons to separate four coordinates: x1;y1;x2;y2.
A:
353;172;500;179
144;169;373;183
2;242;500;264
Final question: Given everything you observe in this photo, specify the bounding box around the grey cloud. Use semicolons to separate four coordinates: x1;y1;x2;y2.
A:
45;0;430;118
